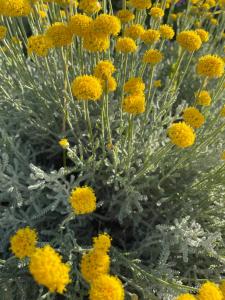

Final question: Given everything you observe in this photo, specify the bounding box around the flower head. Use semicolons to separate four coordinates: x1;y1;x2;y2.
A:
0;25;7;40
182;107;205;129
81;249;110;283
141;29;160;45
159;24;175;40
93;233;112;253
117;9;134;23
59;138;69;149
220;151;225;161
143;49;163;65
168;122;196;148
149;7;164;18
177;30;202;52
93;14;121;37
196;90;211;106
100;77;117;92
29;245;71;294
83;27;110;52
71;75;102;101
124;24;145;40
45;22;73;47
195;29;209;42
124;77;145;94
78;0;101;14
198;281;223;300
115;37;137;53
196;55;224;78
123;94;146;115
175;294;196;300
89;274;125;300
154;80;162;88
0;0;31;17
27;35;53;57
129;0;151;9
69;186;97;214
68;14;93;37
10;227;37;259
94;60;116;80
220;105;225;117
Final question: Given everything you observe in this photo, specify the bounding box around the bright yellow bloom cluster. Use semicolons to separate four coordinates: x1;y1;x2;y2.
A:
29;245;71;294
100;77;117;92
124;77;145;95
175;294;196;300
123;94;146;115
78;0;101;15
149;7;164;18
195;29;209;42
220;105;225;117
198;281;223;300
0;25;6;40
10;227;37;259
89;274;124;300
124;24;145;40
0;0;31;17
93;233;112;253
117;9;135;23
93;14;121;37
182;107;205;129
71;75;103;101
116;37;137;53
68;14;92;37
168;122;196;148
94;60;117;92
69;186;97;214
143;49;163;65
59;138;69;149
27;35;53;57
141;29;160;45
83;27;110;52
196;55;224;78
129;0;151;9
159;24;175;40
196;90;211;106
45;22;73;47
177;30;202;52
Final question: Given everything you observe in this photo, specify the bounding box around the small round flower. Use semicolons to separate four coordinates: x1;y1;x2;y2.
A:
83;29;110;52
81;249;110;283
10;227;37;259
196;55;224;78
195;29;209;42
210;18;218;26
124;77;145;94
159;24;175;40
93;14;121;37
93;233;112;253
59;138;69;149
101;77;117;92
142;49;163;65
29;245;71;294
123;94;146;115
117;9;134;23
153;80;162;88
27;35;53;57
141;29;160;45
177;30;202;52
71;75;102;101
129;0;151;9
68;14;93;37
149;7;164;19
89;274;125;300
124;24;145;40
196;90;211;106
198;281;223;300
1;0;31;17
38;10;47;18
175;294;197;300
167;122;196;148
182;107;205;129
171;13;178;21
69;186;96;214
220;151;225;161
45;22;73;47
0;25;7;40
220;105;225;117
94;60;116;80
115;37;137;53
78;0;101;14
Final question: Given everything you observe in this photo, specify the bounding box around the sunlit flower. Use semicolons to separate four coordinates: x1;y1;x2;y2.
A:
124;24;145;40
195;29;209;42
141;29;160;45
0;25;7;40
59;138;69;149
68;14;93;37
115;37;137;53
129;0;151;9
168;122;196;148
27;35;53;57
100;77;117;92
142;49;163;65
71;75;102;101
45;22;73;47
182;107;205;129
94;60;116;80
175;294;197;300
177;30;202;52
117;9;134;23
123;94;146;115
149;7;164;18
159;24;175;40
0;0;31;17
198;281;223;300
124;77;145;94
196;90;211;106
93;233;112;253
196;55;224;78
78;0;101;15
69;186;97;214
93;14;121;37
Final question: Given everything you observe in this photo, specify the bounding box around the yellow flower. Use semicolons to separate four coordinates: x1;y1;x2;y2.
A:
27;35;53;57
10;227;37;259
0;0;31;17
60;10;66;18
153;80;161;88
93;14;121;37
129;0;151;9
123;94;146;115
89;274;124;300
142;49;163;65
115;37;137;53
177;30;202;52
196;55;224;78
124;24;145;40
100;77;117;92
117;9;134;23
124;77;145;94
69;186;97;214
29;245;71;294
68;14;93;37
83;28;110;52
45;22;73;47
175;294;196;300
93;233;112;253
94;60;116;80
0;25;6;40
220;105;225;117
195;29;209;42
81;249;110;283
38;10;47;18
198;281;223;300
182;107;205;129
220;151;225;161
171;13;177;21
59;138;69;149
159;24;175;40
167;122;196;148
210;18;218;26
196;90;211;106
71;75;102;101
141;29;160;45
78;0;101;14
149;7;164;19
